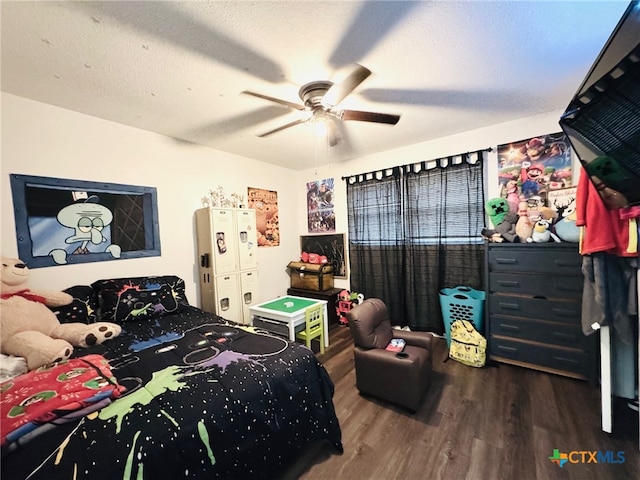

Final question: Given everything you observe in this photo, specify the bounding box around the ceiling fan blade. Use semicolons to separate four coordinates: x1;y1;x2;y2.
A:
326;118;340;147
69;2;283;83
178;106;293;141
339;109;400;125
242;91;306;110
332;120;355;156
329;2;420;68
257;118;308;137
321;64;371;107
360;88;535;111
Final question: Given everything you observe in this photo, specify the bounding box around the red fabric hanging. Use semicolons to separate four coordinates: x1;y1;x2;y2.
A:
575;167;637;257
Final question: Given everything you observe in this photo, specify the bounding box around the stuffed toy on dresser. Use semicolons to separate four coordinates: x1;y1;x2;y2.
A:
0;256;121;370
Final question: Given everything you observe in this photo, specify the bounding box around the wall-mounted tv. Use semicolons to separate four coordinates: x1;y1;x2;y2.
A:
559;0;640;208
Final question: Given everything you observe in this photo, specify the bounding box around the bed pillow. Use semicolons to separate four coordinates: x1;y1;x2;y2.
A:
92;276;190;323
52;285;99;324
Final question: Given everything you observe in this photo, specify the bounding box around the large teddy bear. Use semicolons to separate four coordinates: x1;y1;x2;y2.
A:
0;256;121;370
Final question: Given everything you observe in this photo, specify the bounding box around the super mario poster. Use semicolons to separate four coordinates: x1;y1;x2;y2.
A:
497;133;573;210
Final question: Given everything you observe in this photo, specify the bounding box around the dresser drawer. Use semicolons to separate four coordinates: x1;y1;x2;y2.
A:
490;315;588;348
488;247;582;275
490;337;589;377
489;294;581;323
490;272;583;298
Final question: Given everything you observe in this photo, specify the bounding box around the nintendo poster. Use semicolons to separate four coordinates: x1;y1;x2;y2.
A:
497;132;572;211
247;187;280;247
306;178;335;233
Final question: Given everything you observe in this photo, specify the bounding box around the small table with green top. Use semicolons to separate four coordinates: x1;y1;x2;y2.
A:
249;296;329;348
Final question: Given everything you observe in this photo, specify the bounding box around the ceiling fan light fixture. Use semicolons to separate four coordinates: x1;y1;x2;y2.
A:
243;64;401;140
299;81;333;108
312;116;329;138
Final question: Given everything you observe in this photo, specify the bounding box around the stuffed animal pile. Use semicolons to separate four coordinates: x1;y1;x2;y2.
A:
300;251;328;264
0;256;121;370
482;195;578;244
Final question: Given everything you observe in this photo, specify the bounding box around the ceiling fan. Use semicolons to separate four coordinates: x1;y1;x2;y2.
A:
241;64;401;143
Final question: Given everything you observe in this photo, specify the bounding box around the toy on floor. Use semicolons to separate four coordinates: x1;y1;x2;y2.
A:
335;289;364;326
0;256;122;370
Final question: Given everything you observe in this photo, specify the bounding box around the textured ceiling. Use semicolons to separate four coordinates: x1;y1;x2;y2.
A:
0;1;631;170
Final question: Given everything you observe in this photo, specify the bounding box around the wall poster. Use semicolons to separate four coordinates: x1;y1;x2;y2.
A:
306;178;335;233
497;132;573;211
9;174;161;268
247;187;280;247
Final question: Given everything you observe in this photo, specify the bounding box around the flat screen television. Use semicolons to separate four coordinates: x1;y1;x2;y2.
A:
559;0;640;208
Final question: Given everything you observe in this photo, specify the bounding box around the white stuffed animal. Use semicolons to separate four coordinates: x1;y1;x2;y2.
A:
527;219;561;243
0;256;121;370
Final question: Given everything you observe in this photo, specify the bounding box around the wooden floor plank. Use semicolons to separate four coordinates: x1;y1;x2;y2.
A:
294;327;639;480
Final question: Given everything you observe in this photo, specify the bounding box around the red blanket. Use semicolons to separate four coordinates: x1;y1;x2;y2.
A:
0;354;124;446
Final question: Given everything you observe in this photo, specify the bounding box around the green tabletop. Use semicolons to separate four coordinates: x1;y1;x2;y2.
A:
258;296;318;313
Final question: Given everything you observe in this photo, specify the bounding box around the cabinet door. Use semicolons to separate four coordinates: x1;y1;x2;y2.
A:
196;208;216;313
214;273;242;323
239;270;260;325
235;209;258;270
210;209;238;274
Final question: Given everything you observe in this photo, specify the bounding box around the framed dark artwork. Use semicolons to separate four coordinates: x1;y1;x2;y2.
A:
300;233;347;278
10;174;161;268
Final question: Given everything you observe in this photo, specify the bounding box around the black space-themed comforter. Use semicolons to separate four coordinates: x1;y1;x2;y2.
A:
1;305;342;479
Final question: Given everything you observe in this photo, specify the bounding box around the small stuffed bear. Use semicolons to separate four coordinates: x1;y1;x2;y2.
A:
0;256;121;370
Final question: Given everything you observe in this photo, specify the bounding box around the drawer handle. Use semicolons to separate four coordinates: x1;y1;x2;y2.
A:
554;356;579;365
499;323;521;331
497;280;520;287
498;302;520;310
495;258;518;264
497;345;518;353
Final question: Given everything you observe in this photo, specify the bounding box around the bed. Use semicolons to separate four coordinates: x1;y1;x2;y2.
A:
1;275;342;479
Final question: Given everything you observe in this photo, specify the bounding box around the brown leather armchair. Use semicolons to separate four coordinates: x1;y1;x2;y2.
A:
346;298;433;412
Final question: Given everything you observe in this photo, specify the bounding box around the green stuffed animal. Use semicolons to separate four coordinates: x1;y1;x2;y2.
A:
485;197;510;227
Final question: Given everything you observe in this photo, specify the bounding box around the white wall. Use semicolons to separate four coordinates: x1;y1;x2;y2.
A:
1;92;576;303
1;93;300;304
296;108;575;291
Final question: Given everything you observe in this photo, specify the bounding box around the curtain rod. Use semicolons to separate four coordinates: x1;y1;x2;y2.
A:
340;147;493;181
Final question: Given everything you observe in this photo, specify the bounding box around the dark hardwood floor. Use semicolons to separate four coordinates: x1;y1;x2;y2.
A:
294;325;639;480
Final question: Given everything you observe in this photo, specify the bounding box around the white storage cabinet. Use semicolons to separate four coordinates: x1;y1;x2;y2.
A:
196;207;259;324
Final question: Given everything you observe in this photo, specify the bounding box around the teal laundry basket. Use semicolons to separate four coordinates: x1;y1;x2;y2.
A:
439;286;485;347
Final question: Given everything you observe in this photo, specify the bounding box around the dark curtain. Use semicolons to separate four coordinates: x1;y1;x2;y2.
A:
346;152;486;333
